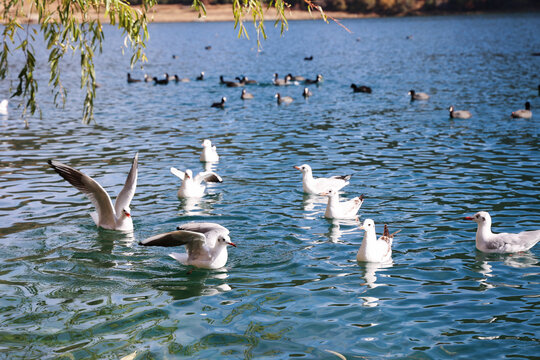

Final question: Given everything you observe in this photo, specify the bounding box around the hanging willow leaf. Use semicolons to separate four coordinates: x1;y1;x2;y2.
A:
1;0;328;125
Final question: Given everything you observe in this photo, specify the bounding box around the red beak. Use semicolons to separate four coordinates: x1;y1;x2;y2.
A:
125;212;131;217
228;242;237;247
463;216;473;220
293;166;301;170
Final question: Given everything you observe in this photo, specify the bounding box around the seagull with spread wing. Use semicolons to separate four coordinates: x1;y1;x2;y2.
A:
48;153;138;232
140;222;236;269
170;167;222;198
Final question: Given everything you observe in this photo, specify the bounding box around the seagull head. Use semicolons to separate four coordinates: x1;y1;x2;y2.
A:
293;164;312;175
122;207;131;218
202;139;212;148
218;235;236;247
464;211;491;226
320;189;338;197
185;169;193;179
359;218;375;232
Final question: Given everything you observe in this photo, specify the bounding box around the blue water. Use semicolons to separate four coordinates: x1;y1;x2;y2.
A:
1;14;539;359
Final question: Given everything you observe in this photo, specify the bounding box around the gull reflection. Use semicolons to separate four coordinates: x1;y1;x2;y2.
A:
302;193;326;218
203;161;218;173
154;269;231;300
325;220;358;243
359;261;393;289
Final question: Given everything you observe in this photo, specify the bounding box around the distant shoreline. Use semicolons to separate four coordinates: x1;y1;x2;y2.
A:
7;3;539;24
141;4;377;23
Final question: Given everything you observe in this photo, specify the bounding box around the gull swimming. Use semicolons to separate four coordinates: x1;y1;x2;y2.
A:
170;167;222;198
322;189;364;219
464;211;540;253
357;219;399;263
294;164;351;195
48;153;138;232
140;222;236;269
200;139;219;162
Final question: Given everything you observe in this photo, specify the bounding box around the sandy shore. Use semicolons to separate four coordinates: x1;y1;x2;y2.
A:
3;3;376;24
142;4;375;23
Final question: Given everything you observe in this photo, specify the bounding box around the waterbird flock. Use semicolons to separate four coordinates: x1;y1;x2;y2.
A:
48;134;540;269
123;71;536;119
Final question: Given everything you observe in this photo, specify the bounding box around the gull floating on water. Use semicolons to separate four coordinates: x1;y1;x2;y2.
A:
357;219;399;263
294;164;351;195
170;167;222;198
322;189;364;219
200;139;219;162
48;153;138;232
464;211;540;253
140;222;236;269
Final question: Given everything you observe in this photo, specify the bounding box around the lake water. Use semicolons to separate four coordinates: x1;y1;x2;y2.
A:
1;13;539;359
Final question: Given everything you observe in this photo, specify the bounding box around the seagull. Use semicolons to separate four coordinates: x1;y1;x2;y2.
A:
463;211;540;253
321;189;364;219
47;153;138;232
448;105;472;119
200;139;219;162
511;101;532;119
170;167;222;198
408;90;429;101
357;219;399;263
0;99;8;115
294;164;351;195
140;222;236;269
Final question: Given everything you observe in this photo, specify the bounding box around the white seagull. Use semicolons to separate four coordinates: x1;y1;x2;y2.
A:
294;164;351;195
200;139;219;162
322;189;364;219
140;222;236;269
464;211;540;253
357;219;399;263
48;153;138;232
0;99;8;115
170;167;222;198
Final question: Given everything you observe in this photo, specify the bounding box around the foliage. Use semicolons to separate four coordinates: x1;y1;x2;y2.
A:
0;0;293;125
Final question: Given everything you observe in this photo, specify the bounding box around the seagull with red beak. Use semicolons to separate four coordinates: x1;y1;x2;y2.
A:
47;153;138;232
140;222;236;269
464;211;540;253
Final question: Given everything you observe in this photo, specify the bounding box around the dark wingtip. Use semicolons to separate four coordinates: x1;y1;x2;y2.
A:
47;159;53;166
383;224;389;237
359;194;365;201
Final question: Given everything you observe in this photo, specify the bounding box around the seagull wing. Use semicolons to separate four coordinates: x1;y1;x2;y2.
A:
177;222;229;235
140;230;205;247
170;167;185;180
114;153;138;215
195;171;223;184
48;160;116;228
140;230;208;259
